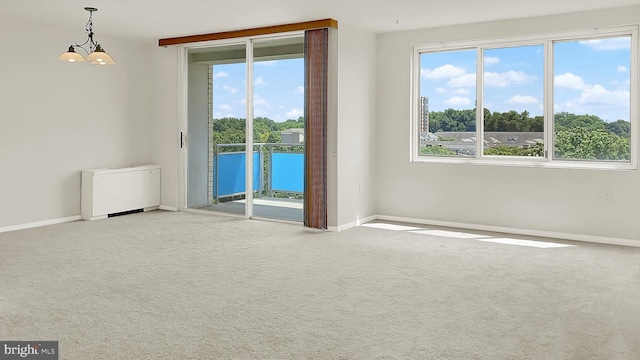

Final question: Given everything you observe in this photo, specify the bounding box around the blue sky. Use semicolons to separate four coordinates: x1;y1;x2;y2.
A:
211;58;304;122
419;37;631;122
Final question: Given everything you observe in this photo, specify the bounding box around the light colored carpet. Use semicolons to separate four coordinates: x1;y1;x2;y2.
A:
0;210;639;359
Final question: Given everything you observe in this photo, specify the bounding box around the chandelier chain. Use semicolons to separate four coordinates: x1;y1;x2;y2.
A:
74;9;97;55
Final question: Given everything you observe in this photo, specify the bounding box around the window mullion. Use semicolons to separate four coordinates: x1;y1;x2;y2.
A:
411;46;420;161
476;46;484;158
544;40;554;161
630;29;638;169
245;39;254;219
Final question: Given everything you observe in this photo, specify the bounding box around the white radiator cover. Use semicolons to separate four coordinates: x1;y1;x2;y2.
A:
81;165;161;220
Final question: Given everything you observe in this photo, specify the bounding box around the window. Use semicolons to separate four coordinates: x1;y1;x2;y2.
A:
412;26;637;169
419;49;476;157
483;45;544;157
553;37;631;161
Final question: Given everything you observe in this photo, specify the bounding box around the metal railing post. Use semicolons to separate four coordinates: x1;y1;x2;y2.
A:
257;144;263;198
214;144;219;204
268;144;273;198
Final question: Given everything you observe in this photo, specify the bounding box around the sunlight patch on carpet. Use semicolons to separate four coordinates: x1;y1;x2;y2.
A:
361;223;424;231
410;229;490;239
363;222;575;249
476;237;574;248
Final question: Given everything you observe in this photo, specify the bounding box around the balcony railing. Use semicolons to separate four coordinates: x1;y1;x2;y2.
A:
213;143;304;202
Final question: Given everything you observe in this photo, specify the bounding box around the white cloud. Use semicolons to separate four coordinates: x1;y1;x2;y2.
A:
574;85;629;107
223;84;238;94
435;88;447;94
285;108;304;119
554;70;629;119
484;70;536;87
421;64;466;79
556;84;629;120
255;77;266;86
448;73;476;88
294;86;304;94
617;65;627;72
443;96;472;106
213;71;228;78
256;60;278;66
253;94;270;108
579;38;630;51
554;73;586;90
452;88;471;95
484;56;500;66
506;95;538;105
218;104;233;111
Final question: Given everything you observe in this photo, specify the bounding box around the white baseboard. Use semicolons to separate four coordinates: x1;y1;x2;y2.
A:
0;215;82;234
374;215;640;248
159;205;178;211
328;215;379;232
328;223;355;232
358;215;378;226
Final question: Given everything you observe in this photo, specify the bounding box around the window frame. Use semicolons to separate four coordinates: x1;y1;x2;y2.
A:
410;26;638;170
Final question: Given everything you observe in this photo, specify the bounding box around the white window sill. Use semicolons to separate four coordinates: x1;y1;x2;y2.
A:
411;156;637;171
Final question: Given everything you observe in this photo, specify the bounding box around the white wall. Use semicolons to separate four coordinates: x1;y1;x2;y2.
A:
334;24;377;229
149;46;180;211
376;6;640;242
0;17;154;228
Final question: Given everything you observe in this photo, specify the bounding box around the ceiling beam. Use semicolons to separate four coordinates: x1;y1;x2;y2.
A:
159;18;338;47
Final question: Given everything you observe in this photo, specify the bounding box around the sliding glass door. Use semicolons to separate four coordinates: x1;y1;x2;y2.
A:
185;35;304;222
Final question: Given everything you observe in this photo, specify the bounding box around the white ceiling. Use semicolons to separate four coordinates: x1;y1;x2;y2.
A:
3;0;640;42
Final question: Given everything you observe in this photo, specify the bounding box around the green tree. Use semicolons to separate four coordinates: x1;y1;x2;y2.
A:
605;119;631;137
555;127;630;161
430;108;542;133
212;118;246;146
211;116;305;146
429;108;475;132
277;117;305;131
484;110;542;132
420;146;456;156
554;112;606;132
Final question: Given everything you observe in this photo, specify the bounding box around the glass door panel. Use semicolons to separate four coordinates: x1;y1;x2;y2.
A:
251;36;305;221
187;43;247;216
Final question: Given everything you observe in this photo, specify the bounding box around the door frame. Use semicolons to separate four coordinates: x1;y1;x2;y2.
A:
177;32;305;218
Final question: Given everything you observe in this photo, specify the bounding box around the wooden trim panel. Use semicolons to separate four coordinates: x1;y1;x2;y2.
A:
303;28;329;230
159;18;338;46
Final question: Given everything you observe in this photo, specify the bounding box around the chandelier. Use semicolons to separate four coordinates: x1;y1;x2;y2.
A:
58;7;115;65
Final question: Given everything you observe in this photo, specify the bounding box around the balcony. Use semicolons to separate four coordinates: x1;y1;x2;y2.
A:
201;143;304;221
